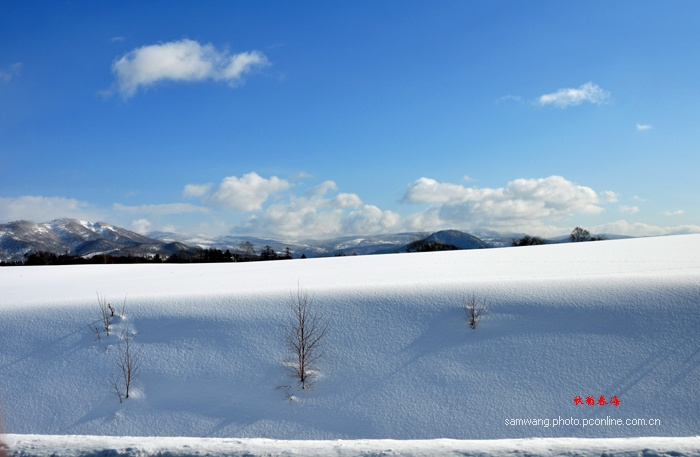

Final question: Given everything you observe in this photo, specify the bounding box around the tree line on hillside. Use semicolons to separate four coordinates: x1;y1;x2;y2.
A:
0;242;298;266
406;236;459;252
511;227;607;246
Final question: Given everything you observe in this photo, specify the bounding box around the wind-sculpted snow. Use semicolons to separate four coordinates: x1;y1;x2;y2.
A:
0;235;698;443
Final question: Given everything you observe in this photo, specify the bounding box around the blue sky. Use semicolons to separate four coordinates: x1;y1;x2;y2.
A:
1;1;699;239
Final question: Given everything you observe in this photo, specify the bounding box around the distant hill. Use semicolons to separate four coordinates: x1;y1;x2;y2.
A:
0;219;182;262
1;217;631;263
425;229;490;249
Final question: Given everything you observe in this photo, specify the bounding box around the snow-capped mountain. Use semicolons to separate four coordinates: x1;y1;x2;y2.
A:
0;219;184;262
144;231;485;257
2;218;622;263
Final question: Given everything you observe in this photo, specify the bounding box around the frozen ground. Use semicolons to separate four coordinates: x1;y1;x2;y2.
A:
1;235;699;454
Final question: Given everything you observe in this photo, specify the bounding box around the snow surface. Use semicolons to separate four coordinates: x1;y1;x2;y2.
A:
4;434;700;457
1;235;699;455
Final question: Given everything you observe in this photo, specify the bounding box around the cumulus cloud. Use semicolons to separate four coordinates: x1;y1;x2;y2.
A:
538;82;610;108
636;123;653;131
332;193;363;209
231;180;399;238
401;175;604;232
401;177;474;204
112;39;270;97
182;183;212;198
0;195;99;223
593;220;700;237
205;172;291;211
342;204;400;235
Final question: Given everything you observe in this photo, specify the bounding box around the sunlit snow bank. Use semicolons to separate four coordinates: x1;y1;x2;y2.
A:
0;235;699;440
5;435;700;457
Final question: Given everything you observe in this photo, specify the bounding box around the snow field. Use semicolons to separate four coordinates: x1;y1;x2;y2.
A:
0;234;698;444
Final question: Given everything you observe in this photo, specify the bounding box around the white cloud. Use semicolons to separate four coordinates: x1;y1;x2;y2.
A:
0;62;22;83
182;183;212;198
0;195;99;223
664;210;685;216
343;205;400;235
401;177;474;204
619;205;639;214
601;191;618;203
205;172;291;211
231;181;399;238
401;175;604;233
306;180;338;198
332;193;363;209
636;123;653;131
130;218;151;234
538;82;610;108
593;220;700;237
114;202;209;215
111;39;270;97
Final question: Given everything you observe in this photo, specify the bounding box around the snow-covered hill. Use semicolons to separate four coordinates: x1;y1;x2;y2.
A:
2;218;495;261
0;219;178;262
0;235;698;453
147;230;426;257
426;229;490;249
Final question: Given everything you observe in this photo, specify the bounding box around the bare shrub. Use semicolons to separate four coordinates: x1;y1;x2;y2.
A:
96;293;112;336
89;322;102;342
95;293;129;340
464;294;490;329
110;331;142;403
284;283;328;389
119;294;128;318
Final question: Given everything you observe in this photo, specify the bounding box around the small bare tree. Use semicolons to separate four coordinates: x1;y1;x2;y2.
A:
110;331;142;403
119;294;128;319
570;226;592;242
97;293;113;336
89;322;102;342
464;294;490;329
284;284;328;389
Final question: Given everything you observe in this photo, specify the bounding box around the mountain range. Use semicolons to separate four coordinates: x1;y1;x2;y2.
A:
0;218;608;263
0;219;189;263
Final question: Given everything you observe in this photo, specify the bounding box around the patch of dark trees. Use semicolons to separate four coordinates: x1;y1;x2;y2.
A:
511;227;607;246
1;244;295;266
406;238;459;253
